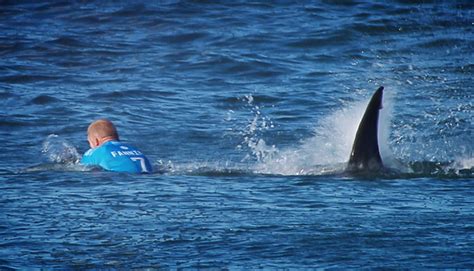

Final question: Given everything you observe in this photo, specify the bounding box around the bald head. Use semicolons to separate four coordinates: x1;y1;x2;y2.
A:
87;119;119;148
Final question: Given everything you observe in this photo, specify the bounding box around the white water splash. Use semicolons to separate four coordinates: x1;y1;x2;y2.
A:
42;134;81;164
450;156;474;175
237;94;277;163
246;90;397;175
455;157;474;169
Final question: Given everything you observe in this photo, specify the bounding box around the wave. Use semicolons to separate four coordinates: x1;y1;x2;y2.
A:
0;75;62;84
30;94;61;105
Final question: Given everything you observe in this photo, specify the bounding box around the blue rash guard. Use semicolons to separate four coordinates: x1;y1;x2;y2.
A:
81;140;153;173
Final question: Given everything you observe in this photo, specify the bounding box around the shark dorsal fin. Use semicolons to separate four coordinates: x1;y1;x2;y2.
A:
347;86;384;171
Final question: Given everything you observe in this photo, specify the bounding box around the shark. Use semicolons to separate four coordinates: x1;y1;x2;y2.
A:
347;86;385;172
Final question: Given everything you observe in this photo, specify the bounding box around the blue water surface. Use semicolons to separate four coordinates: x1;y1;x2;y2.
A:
0;1;473;269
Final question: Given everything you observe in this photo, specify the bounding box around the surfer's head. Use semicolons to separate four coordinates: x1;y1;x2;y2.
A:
87;119;119;148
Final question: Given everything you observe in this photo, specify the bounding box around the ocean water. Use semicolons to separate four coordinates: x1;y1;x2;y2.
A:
0;0;473;269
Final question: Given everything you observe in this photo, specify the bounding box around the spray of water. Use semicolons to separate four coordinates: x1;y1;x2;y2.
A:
42;134;81;164
237;94;277;163
452;157;474;172
245;90;398;175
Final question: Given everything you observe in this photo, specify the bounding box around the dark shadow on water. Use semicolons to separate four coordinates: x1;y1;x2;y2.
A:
19;160;473;180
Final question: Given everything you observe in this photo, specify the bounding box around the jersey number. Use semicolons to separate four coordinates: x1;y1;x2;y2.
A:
131;157;149;173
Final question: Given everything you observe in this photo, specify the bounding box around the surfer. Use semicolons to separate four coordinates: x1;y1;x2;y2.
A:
81;119;153;173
